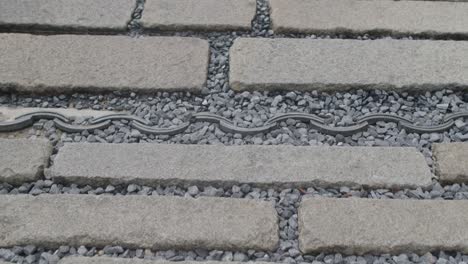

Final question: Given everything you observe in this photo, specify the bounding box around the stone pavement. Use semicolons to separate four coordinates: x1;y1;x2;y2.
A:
142;0;256;31
3;138;468;256
0;0;135;32
229;38;468;91
0;194;278;251
270;0;468;36
1;0;468;263
0;34;209;93
299;197;468;255
433;143;468;183
48;143;433;189
0;139;51;184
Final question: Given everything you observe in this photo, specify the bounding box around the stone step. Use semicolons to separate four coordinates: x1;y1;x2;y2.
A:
229;38;468;91
0;194;278;251
59;257;262;264
270;0;468;36
0;34;208;93
0;139;52;184
0;0;134;32
49;143;433;189
433;143;468;183
142;0;256;31
299;197;468;255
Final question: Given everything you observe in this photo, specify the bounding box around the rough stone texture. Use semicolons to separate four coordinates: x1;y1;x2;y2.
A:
142;0;256;31
229;38;468;91
299;197;468;255
49;143;433;189
0;0;134;32
0;107;119;121
433;143;468;183
270;0;468;36
60;258;266;264
0;139;52;184
0;194;278;251
0;34;209;93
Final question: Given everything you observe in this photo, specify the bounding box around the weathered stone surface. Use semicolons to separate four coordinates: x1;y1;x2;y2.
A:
299;197;468;255
142;0;256;31
433;143;468;183
229;38;468;91
0;107;120;122
59;258;158;264
60;258;266;264
0;139;52;184
270;0;468;36
0;34;209;93
0;195;278;251
49;143;432;189
0;0;134;31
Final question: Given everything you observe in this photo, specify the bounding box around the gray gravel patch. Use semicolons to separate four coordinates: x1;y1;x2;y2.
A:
1;89;468;166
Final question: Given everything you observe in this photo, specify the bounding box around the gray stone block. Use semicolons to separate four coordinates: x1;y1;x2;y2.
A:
0;139;52;184
299;197;468;254
433;143;468;183
59;257;267;264
229;38;468;91
0;0;134;31
270;0;468;36
49;143;433;189
142;0;256;31
0;34;209;93
0;194;278;251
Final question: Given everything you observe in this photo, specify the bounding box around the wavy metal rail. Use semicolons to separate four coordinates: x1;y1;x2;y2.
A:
0;110;466;136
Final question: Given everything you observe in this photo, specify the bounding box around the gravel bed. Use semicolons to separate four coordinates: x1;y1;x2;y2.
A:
2;181;468;264
2;245;465;264
2;89;468;166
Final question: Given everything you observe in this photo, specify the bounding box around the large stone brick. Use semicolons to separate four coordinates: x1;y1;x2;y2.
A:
229;38;468;91
49;143;433;189
0;34;209;93
270;0;468;36
142;0;256;31
0;139;52;184
299;197;468;254
59;258;268;264
0;195;278;251
433;143;468;183
0;0;134;31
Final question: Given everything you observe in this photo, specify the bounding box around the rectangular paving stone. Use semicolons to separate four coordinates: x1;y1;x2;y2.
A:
142;0;256;31
59;258;266;264
229;38;468;91
49;143;433;189
270;0;468;36
0;139;52;184
0;0;134;32
0;194;278;251
299;197;468;255
0;34;209;93
433;143;468;183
